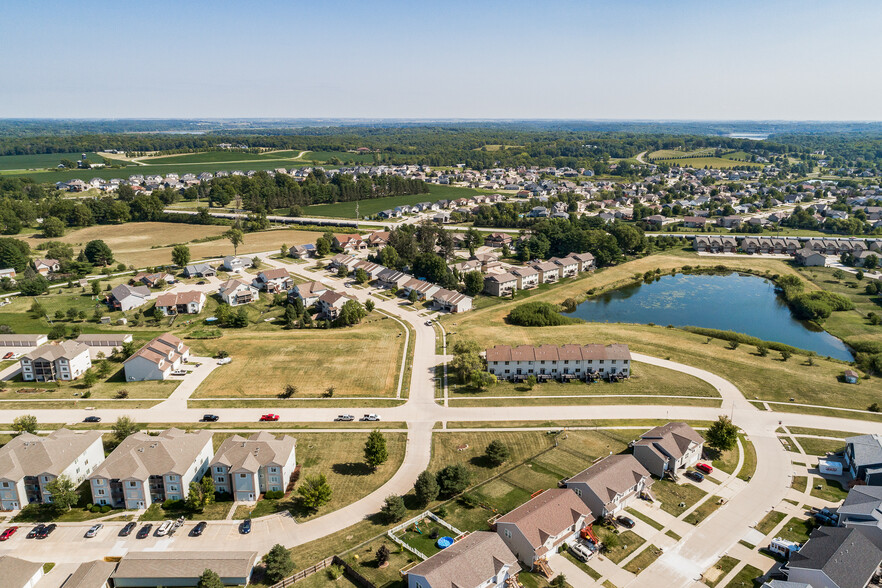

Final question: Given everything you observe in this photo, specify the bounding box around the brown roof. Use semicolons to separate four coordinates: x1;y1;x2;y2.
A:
155;291;204;307
511;266;539;277
113;551;257;581
634;422;704;461
567;454;652;507
259;267;290;280
407;531;518;587
0;555;43;588
485;344;631;363
91;429;213;480
22;340;90;362
62;560;117;588
497;489;592;548
124;333;188;368
485;272;517;284
531;261;560;272
295;281;328;297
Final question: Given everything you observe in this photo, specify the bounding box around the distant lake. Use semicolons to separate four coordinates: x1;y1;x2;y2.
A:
727;132;769;140
565;273;852;360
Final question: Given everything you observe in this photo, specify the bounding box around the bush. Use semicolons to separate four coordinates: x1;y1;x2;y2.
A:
264;490;284;500
507;301;583;327
100;505;111;513
683;327;804;356
90;505;101;513
162;499;182;509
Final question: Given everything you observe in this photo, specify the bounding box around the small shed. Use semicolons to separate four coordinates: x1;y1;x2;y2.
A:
844;369;859;384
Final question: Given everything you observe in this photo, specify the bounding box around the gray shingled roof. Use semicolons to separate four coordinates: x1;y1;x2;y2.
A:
90;428;212;480
0;429;102;480
566;454;652;506
496;488;592;549
788;527;882;588
1;555;43;588
407;531;518;588
839;485;882;518
847;434;882;469
211;432;295;472
62;560;117;588
634;422;704;461
22;340;90;362
112;551;257;581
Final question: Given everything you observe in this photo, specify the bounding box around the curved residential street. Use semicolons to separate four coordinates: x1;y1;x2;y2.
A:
0;253;879;588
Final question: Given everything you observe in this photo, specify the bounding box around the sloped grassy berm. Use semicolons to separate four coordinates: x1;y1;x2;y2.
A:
507;301;582;327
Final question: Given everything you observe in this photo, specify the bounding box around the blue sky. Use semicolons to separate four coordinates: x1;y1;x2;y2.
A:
1;0;880;119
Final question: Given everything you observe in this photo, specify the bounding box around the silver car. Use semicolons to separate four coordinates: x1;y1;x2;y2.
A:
85;523;103;538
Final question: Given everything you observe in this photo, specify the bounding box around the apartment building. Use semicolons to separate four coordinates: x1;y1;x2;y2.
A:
210;432;297;501
123;333;190;381
20;340;92;382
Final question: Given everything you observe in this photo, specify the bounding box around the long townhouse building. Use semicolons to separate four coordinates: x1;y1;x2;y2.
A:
0;429;104;510
89;429;213;509
486;344;631;380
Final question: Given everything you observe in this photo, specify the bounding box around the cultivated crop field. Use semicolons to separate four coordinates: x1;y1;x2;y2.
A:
0;152;106;171
189;317;406;398
302;185;485;218
20;222;325;267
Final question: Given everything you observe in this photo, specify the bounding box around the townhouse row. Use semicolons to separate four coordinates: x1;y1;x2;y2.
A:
0;427;297;511
483;252;595;297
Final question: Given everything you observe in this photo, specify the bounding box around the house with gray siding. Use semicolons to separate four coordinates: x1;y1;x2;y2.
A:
838;486;882;548
406;531;519;588
565;454;653;519
845;434;882;486
786;526;882;588
210;432;296;502
632;422;704;479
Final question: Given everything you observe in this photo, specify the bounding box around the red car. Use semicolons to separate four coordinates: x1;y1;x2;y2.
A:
259;414;279;422
2;352;13;360
695;463;713;475
0;526;18;541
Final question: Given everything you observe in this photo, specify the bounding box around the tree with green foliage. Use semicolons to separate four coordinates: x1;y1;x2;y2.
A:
508;301;582;327
365;299;375;312
172;244;191;267
84;240;113;266
380;494;407;523
705;415;738;452
364;430;388;469
334;299;366;327
414;470;439;506
336;264;348;278
463;270;485;296
19;275;49;296
376;544;391;567
0;238;30;273
355;268;369;284
91;281;101;296
262;544;294;584
112;416;138;444
196;569;224;588
408;288;419;304
42;216;65;238
45;475;78;512
224;228;244;256
756;345;769;357
526;374;538;389
12;414;38;435
780;349;792;361
469;370;496;390
48;324;67;339
436;463;471;496
485;440;512;466
315;237;331;257
81;369;98;389
297;475;332;511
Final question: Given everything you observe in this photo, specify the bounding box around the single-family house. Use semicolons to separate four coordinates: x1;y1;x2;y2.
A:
154;291;206;316
222;256;252;273
845;434;882;485
89;428;214;509
484;273;518;297
495;489;593;568
0;429;104;510
838;486;882;547
432;288;473;313
406;531;519;588
365;231;391;247
0;267;16;281
530;261;561;284
353;260;385;280
0;556;44;588
683;216;708;229
565;454;653;518
20;340;92;382
632;422;704;479
111;551;258;588
317;290;356;320
484;233;513;248
511;266;540;290
218;278;259;306
333;234;367;251
183;263;216;278
133;272;175;288
32;258;60;275
290;281;329;307
329;253;358;272
252;268;293;293
786;526;882;588
377;268;411;289
718;215;743;229
210;432;297;501
795;247;827;267
288;244;316;259
123;333;190;381
108;284;151;311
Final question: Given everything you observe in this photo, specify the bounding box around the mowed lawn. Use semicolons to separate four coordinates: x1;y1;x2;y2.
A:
190;318;405;398
20;223;325;268
303;185;486;219
442;253;882;413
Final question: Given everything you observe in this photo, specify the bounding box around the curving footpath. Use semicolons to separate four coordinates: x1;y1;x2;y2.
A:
1;254;881;587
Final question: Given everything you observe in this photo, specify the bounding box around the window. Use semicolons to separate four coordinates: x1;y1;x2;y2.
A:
269;467;278;473
217;477;225;483
128;481;137;488
96;489;105;496
574;488;582;497
503;528;512;539
239;474;247;479
215;466;224;473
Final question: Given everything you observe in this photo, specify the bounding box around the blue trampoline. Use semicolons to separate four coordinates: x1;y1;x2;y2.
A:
436;536;454;549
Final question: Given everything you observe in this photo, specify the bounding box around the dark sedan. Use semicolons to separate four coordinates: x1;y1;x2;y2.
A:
191;521;207;536
36;523;56;539
240;519;252;534
27;524;45;539
136;523;153;539
120;522;137;537
616;515;635;529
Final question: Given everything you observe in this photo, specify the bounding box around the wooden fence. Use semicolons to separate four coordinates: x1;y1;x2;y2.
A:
269;555;376;588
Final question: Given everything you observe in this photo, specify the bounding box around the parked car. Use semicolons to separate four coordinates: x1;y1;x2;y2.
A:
26;524;45;539
201;414;219;422
695;463;714;475
334;414;354;422
259;414;279;422
136;524;153;539
2;352;13;359
424;320;433;326
171;370;187;376
360;413;381;421
685;470;705;482
120;522;137;537
85;524;103;538
197;281;206;285
240;519;252;534
217;357;232;365
36;523;56;539
83;416;101;423
616;516;635;529
156;520;174;536
191;521;207;537
0;526;18;541
570;541;595;562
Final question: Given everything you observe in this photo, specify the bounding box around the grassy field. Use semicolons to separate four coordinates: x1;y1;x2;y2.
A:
441;253;882;413
0;152;107;170
651;479;707;517
794;437;846;456
623;544;663;575
302;185;485;219
597;528;645;564
0;366;177;400
723;564;763;588
684;496;723;525
809;476;848;502
20;222;325;267
796;265;882;346
704;555;739;588
189;316;405;398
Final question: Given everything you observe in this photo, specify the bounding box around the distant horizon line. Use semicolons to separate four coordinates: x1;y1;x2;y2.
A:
2;117;882;123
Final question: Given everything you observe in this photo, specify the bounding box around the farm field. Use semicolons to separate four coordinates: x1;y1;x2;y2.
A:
302;184;486;219
138;150;307;164
189;316;406;398
0;152;106;170
655;156;762;169
20;222;325;267
441;253;881;414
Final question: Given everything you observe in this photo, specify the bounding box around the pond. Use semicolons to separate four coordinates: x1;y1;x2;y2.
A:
566;272;852;361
